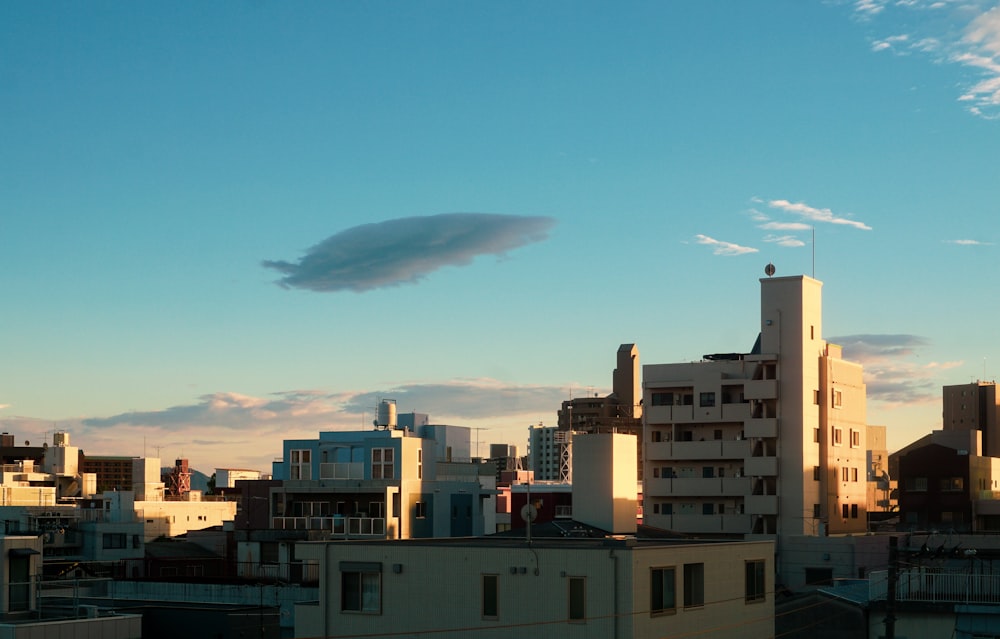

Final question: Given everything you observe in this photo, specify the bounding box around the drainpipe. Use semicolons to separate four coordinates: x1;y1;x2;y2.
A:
609;549;619;639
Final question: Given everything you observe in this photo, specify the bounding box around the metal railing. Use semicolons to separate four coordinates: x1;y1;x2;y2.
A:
271;516;385;536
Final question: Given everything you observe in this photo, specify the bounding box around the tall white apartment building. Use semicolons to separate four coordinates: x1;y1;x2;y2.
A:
643;275;868;542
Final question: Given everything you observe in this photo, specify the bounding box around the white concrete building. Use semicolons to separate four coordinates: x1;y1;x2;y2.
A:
643;275;869;586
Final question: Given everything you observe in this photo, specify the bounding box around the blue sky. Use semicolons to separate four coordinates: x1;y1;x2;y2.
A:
2;1;999;471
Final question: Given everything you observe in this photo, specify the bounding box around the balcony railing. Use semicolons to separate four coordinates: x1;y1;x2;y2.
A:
870;570;1000;604
271;516;385;537
319;462;364;480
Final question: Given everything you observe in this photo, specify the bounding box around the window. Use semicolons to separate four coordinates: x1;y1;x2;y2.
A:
813;504;821;518
290;449;312;480
102;533;126;549
482;574;498;619
663;503;673;515
842;504;849;519
714;429;723;440
699;392;716;407
702;466;714;478
568;577;586;621
341;563;381;613
942;477;964;492
702;503;714;515
841;467;849;482
415;501;427;518
813;466;821;481
651;392;674;406
911;477;928;491
851;504;859;518
851;430;860;447
372;448;394;479
417;449;422;480
833;428;842;445
814;428;820;443
651;430;662;443
833;390;843;407
651;567;676;615
683;563;704;607
653;467;660;479
851;468;859;482
745;559;766;603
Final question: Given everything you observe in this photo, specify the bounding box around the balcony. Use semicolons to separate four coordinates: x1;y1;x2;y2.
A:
271;516;386;537
319;462;364;480
745;495;778;515
744;380;778;400
655;513;753;535
721;403;751;421
745;457;778;476
669;439;750;460
869;570;1000;604
745;418;778;439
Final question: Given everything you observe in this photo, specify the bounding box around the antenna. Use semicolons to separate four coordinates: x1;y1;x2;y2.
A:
471;427;489;459
812;226;816;278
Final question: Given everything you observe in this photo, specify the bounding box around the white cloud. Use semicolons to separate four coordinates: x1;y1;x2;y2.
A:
855;2;1000;118
830;334;957;404
759;221;813;231
694;234;759;256
767;199;873;230
945;238;993;245
763;235;807;247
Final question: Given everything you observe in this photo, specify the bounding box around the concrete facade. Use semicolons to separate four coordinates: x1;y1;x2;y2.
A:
643;275;869;586
294;537;775;639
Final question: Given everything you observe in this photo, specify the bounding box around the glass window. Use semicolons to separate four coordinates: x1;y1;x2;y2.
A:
745;560;766;602
683;563;704;607
699;392;716;407
568;577;586;621
372;448;394;479
342;569;381;613
651;567;676;615
482;574;498;619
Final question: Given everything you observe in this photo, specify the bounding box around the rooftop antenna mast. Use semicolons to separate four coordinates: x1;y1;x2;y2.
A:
471;427;489;459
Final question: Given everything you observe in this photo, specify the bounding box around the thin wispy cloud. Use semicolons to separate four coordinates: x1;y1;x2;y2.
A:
758;221;813;231
263;213;555;293
859;1;1000;118
763;235;807;247
830;333;962;404
945;238;993;245
767;199;872;230
694;234;759;256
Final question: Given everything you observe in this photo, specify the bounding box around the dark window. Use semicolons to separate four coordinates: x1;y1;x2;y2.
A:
482;574;498;619
683;563;704;607
651;392;674;406
651;567;676;615
699;392;716;407
568;577;586;621
342;569;381;613
813;466;821;481
702;503;714;515
745;560;766;603
415;501;427;518
102;533;126;549
851;504;859;518
842;504;849;519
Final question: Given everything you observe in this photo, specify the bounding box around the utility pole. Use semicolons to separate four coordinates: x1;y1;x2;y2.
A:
884;535;897;639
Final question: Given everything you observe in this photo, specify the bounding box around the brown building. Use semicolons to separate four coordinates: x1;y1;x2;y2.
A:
79;453;137;493
943;381;1000;457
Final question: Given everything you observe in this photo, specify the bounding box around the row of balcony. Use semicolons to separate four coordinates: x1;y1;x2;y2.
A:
644;513;753;535
271;516;386;537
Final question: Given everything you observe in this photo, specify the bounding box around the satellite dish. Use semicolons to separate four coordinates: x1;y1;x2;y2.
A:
764;263;776;277
520;503;538;523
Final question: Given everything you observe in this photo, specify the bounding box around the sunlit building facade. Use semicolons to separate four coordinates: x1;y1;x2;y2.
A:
643;275;868;544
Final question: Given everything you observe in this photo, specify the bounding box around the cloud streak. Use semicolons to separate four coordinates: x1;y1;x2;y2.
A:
859;1;1000;119
263;213;555;293
945;238;992;245
694;234;759;256
767;199;872;230
829;333;961;404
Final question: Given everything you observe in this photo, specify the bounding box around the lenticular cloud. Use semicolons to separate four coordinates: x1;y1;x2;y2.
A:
262;213;555;292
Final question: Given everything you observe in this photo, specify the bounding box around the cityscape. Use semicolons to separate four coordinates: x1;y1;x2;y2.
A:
4;2;1000;638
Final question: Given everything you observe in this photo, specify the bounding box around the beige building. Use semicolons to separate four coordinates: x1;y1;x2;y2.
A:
643;275;869;578
295;536;773;639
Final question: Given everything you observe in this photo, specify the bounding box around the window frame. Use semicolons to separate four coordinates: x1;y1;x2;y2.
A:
341;563;382;614
650;566;677;616
482;574;499;619
371;447;394;480
568;576;586;622
683;563;705;608
745;559;766;603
